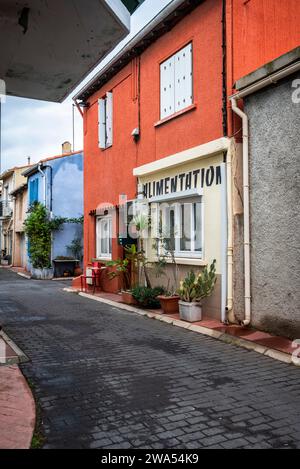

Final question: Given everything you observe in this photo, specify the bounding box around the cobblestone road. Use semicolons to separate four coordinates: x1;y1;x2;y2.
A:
0;269;299;449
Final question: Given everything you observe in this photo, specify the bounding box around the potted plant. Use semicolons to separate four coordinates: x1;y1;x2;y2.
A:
106;254;138;305
66;238;83;276
131;285;165;309
178;260;217;322
153;228;180;314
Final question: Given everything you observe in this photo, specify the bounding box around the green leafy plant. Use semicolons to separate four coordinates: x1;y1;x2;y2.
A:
66;237;83;260
54;256;75;260
24;202;83;269
153;227;179;296
24;202;62;268
132;214;152;288
178;260;217;303
106;257;131;291
131;285;165;309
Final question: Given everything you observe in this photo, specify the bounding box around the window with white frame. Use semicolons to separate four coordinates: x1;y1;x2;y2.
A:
98;92;113;149
155;197;202;258
160;42;193;120
96;216;112;259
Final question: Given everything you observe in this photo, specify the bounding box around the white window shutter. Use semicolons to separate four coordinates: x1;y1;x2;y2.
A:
160;56;175;119
98;98;106;149
150;203;159;240
106;92;113;147
174;43;193;113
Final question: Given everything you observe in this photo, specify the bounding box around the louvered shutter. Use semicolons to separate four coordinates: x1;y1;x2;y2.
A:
106;92;113;147
98;98;106;149
174;43;193;113
160;56;175;119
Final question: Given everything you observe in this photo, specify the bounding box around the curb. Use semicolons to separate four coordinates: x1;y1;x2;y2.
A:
0;330;30;364
67;289;296;367
17;272;31;280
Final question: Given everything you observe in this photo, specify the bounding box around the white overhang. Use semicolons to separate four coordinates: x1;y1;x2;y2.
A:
133;137;230;177
0;0;130;102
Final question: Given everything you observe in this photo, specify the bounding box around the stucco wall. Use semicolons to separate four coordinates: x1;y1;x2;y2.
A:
83;0;224;270
26;152;83;268
244;75;300;339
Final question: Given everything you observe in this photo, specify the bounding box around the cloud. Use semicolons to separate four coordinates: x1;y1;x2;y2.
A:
0;0;173;172
1;96;83;171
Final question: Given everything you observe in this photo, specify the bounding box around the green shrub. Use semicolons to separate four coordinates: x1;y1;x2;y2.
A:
178;260;217;302
131;286;165;309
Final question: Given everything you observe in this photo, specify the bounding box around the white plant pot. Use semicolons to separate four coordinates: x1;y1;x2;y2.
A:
179;300;202;322
31;267;54;280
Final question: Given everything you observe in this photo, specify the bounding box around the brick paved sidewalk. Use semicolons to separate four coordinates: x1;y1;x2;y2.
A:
0;269;300;449
0;364;35;449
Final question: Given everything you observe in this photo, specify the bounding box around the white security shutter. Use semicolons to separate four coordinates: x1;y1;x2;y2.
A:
98;98;106;149
150;203;159;240
174;43;193;113
106;92;113;147
160;56;175;119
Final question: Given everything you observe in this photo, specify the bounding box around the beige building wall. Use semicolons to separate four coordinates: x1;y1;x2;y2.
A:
137;151;225;320
12;186;28;268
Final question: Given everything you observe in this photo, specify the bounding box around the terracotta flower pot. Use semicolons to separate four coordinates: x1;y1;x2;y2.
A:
74;266;83;277
121;291;138;305
157;295;180;314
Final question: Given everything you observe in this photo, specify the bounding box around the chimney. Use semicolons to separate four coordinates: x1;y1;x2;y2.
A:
62;141;72;154
27;156;31;165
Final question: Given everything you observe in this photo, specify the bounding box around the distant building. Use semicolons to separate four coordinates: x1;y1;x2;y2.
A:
10;182;28;269
0;166;29;265
23;148;84;274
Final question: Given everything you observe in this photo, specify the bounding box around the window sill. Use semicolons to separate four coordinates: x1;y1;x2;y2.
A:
153;256;207;267
92;257;112;262
154;103;197;128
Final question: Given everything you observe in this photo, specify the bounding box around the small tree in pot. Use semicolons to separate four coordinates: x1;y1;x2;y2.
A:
178;260;217;322
106;244;139;305
153;228;180;314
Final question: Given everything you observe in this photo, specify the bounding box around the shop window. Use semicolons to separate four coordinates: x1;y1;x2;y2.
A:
160;42;193;120
155;197;202;258
98;91;113;149
96;215;112;259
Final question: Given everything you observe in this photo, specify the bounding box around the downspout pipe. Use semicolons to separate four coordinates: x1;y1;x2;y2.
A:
226;141;233;318
42;165;53;215
229;60;300;326
37;164;46;208
230;97;251;326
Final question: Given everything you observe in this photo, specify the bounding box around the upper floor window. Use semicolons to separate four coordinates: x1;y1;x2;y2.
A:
98;92;113;149
29;179;39;205
160;43;193;120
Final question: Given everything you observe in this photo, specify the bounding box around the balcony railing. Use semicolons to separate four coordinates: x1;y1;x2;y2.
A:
0;200;13;218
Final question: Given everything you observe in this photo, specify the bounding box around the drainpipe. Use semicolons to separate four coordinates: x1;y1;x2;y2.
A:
37;164;46;207
229;60;300;326
226;141;233;318
230;97;251;326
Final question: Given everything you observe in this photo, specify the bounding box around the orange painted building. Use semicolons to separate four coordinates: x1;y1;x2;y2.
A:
77;0;225;304
74;0;300;324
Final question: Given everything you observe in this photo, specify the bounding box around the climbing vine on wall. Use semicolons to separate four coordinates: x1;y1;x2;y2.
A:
24;202;83;269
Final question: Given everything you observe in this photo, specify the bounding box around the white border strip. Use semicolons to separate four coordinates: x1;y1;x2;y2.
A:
133;137;230;177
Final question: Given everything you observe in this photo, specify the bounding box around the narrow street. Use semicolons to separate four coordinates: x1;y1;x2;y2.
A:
0;269;299;449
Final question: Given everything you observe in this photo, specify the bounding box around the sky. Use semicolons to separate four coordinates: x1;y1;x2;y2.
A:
0;0;173;173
